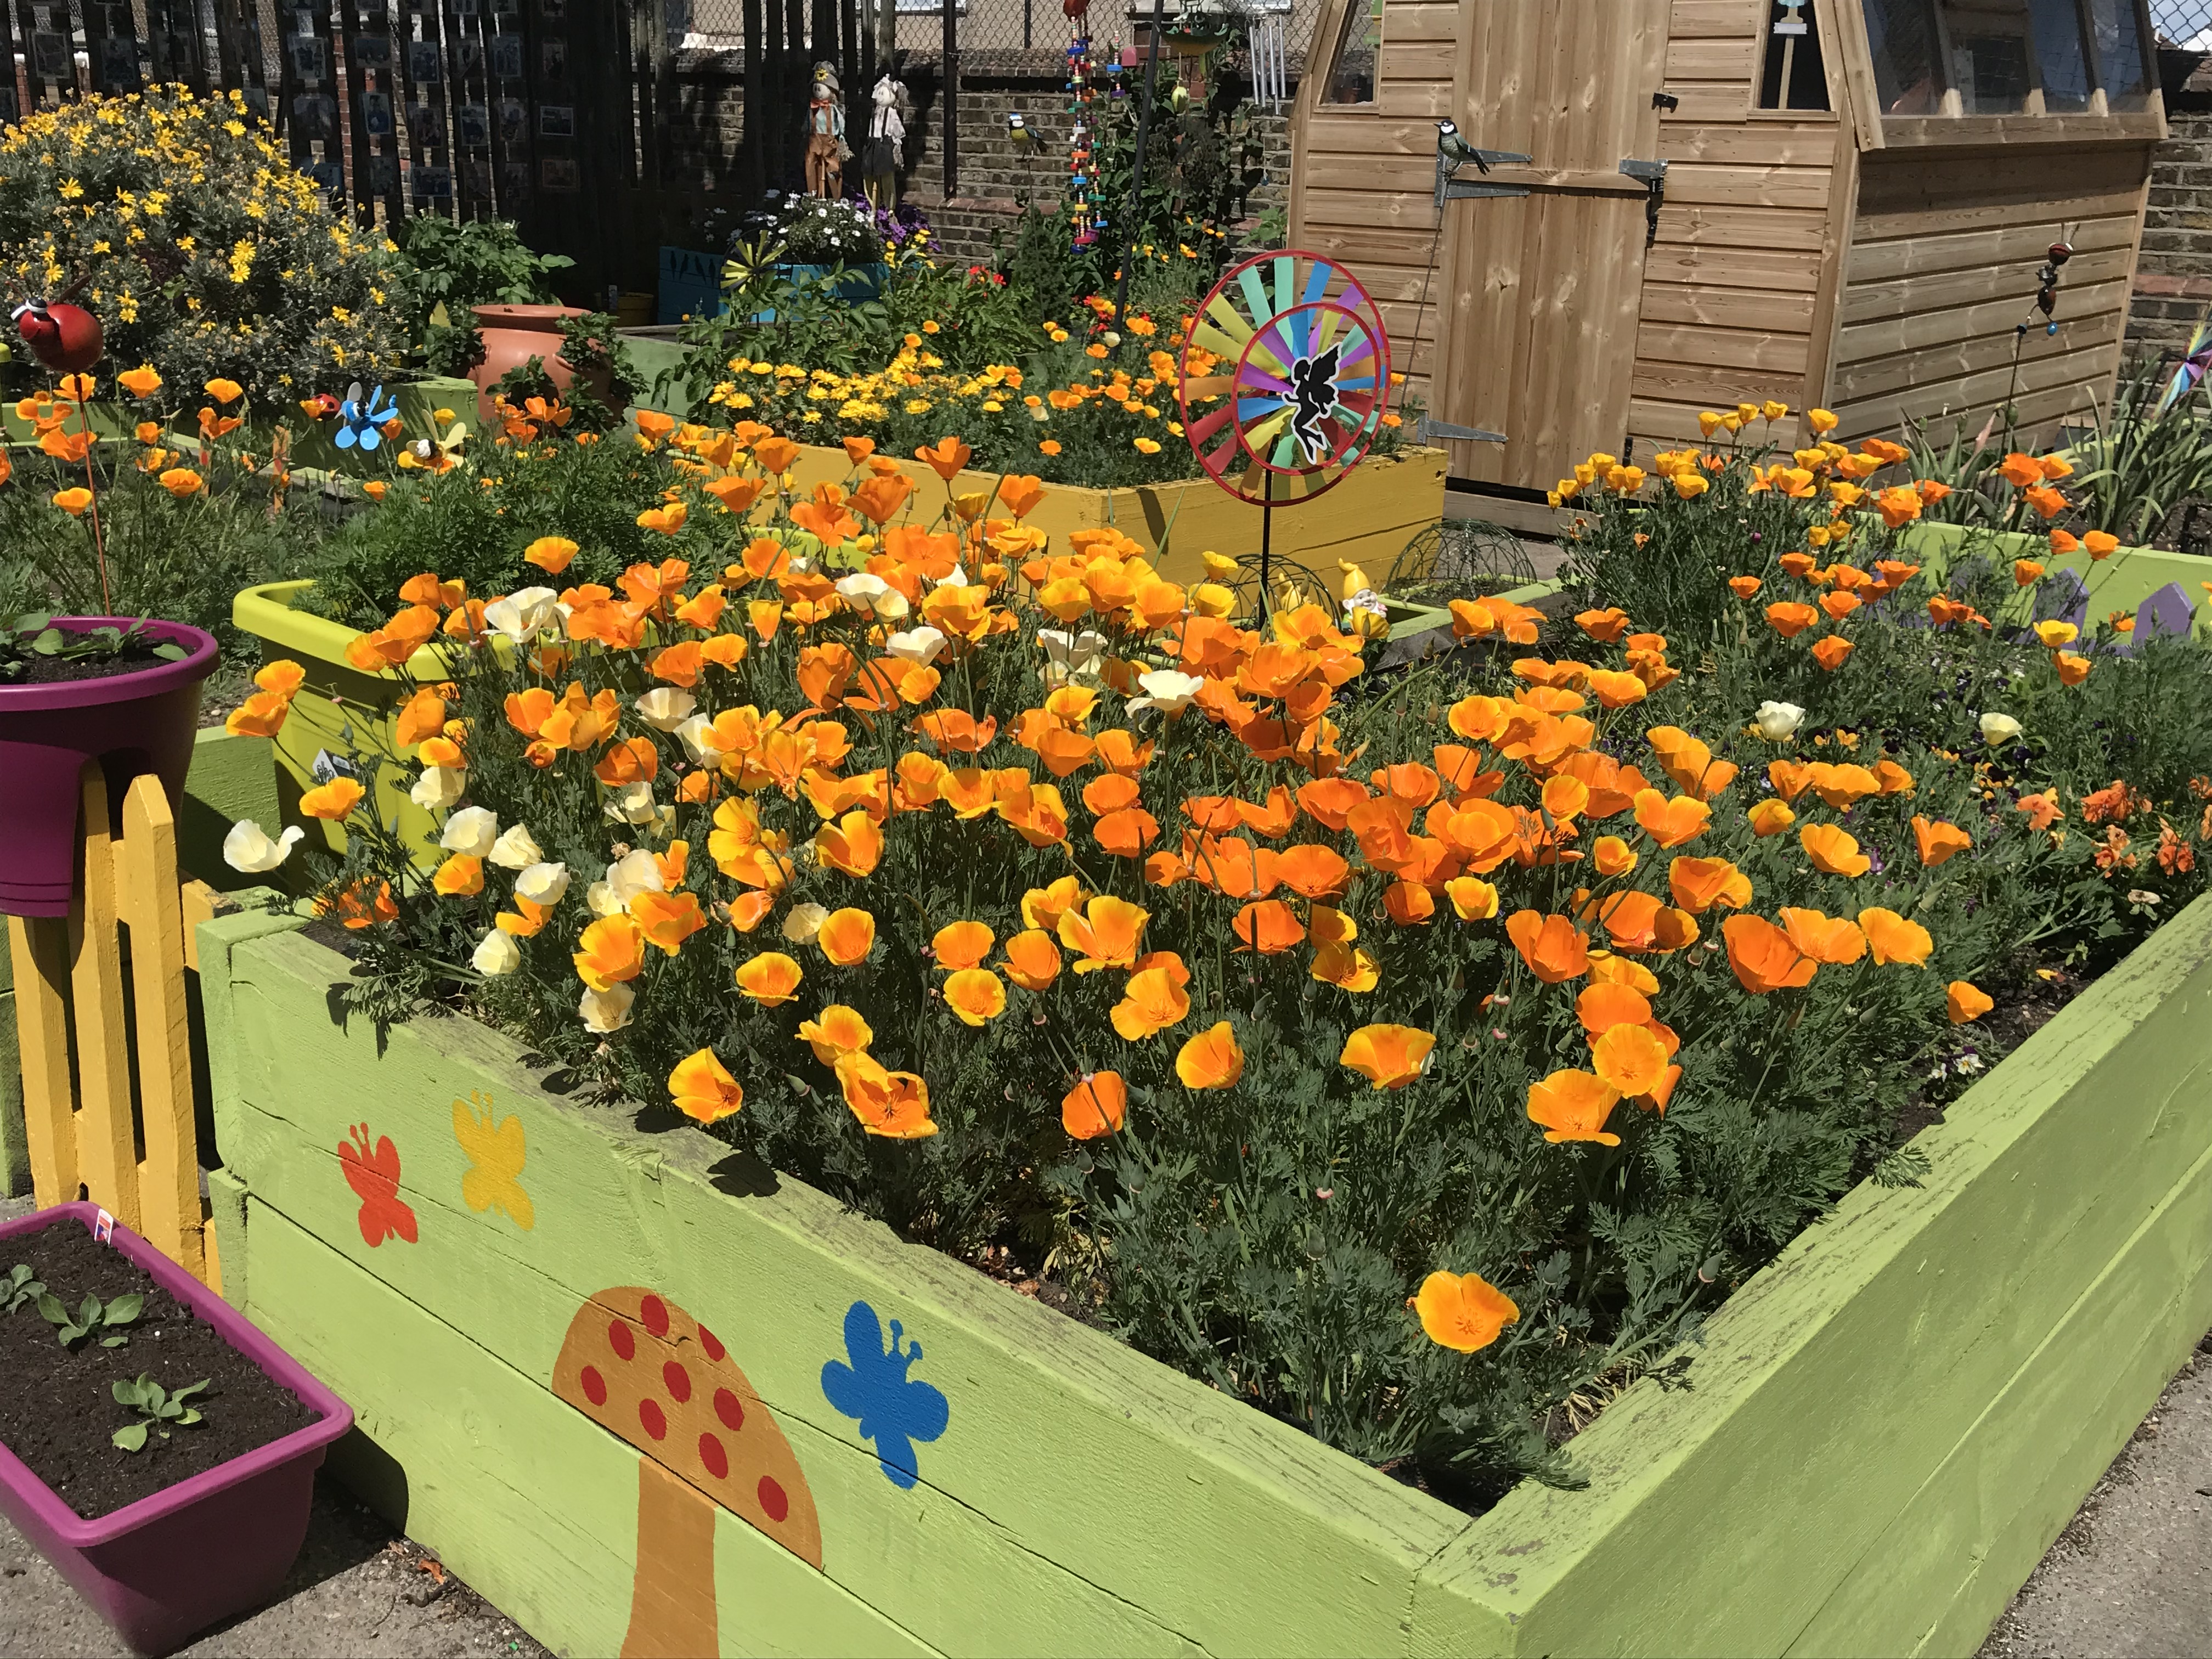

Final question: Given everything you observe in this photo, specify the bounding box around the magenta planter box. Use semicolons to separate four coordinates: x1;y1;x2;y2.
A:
0;1204;352;1656
0;618;218;918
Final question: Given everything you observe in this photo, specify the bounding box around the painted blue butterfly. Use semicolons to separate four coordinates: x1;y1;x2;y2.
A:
334;382;399;452
820;1300;949;1489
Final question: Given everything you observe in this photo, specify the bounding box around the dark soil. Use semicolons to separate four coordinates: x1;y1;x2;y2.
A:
0;1222;319;1520
2;642;179;687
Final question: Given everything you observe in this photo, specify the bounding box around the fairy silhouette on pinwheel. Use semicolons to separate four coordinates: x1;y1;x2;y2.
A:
1288;340;1345;465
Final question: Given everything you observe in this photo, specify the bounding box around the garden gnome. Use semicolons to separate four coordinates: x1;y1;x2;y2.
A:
864;75;905;210
806;61;845;199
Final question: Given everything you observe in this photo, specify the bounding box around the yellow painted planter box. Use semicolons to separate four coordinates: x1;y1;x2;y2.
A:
779;441;1450;591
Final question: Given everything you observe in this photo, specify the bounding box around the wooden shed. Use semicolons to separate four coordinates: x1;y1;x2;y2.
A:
1287;0;2166;509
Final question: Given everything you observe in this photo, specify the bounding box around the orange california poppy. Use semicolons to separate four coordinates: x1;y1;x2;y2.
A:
1858;906;1933;966
817;907;877;965
1778;906;1866;964
1576;607;1632;642
299;776;365;820
1632;789;1711;849
1810;636;1855;673
734;950;804;1006
817;809;884;878
797;1003;874;1064
1722;913;1816;994
1588;950;1660;995
668;1048;745;1125
915;436;974;481
1948;980;1994;1023
1593;836;1638;877
1911;815;1973;867
1668;855;1751;914
1175;1022;1245;1090
932;919;995;971
1234;899;1306;954
2084;531;2119;560
1585;889;1661;952
1340;1024;1436;1090
432;854;482;898
1111;964;1190;1039
1412;1271;1520;1352
1765;602;1819;639
1728;575;1763;599
1506;910;1590;983
1577;982;1653;1034
1592;1023;1669;1098
630;890;707;955
1022;875;1088;932
1526;1069;1622;1144
1062;1071;1128;1139
1002;929;1062;990
1058;894;1149;971
574;914;647;990
1800;822;1871;877
837;1053;936;1138
1747;799;1795;837
944;967;1008;1026
1445;876;1501;922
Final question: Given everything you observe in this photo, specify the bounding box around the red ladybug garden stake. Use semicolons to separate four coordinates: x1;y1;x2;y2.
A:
11;298;104;374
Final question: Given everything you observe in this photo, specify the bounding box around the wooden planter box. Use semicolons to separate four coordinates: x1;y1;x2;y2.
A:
195;895;2212;1656
1898;521;2210;636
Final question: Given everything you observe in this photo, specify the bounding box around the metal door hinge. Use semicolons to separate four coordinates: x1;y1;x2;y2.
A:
1620;157;1668;247
1433;125;1534;211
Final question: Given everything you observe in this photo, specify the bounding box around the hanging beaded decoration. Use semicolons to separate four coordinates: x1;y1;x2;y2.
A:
1066;5;1101;249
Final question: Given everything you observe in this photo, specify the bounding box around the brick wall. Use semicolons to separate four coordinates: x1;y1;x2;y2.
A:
656;48;1295;266
2128;68;2212;359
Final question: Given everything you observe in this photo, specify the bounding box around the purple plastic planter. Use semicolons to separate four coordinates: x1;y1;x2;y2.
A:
0;1203;352;1656
0;618;218;918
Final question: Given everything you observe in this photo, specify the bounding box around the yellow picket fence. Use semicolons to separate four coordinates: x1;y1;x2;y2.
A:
5;763;225;1289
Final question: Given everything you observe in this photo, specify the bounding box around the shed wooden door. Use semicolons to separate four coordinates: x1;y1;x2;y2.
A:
1433;2;1672;491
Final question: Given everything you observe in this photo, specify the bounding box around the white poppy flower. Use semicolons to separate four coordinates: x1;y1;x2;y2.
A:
602;781;659;826
885;625;947;667
1128;668;1204;717
471;930;522;977
489;825;543;870
675;713;725;766
634;688;696;731
579;981;635;1033
1753;701;1805;741
602;849;665;906
1979;712;2023;744
515;861;569;906
483;586;560;644
585;881;622;917
781;902;829;943
411;766;467;810
1039;627;1109;682
222;819;304;873
872;588;910;620
835;572;893;615
440;805;500;857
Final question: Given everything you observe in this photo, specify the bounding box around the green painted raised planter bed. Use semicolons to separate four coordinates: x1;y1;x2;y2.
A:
193;890;2212;1656
1897;520;2211;635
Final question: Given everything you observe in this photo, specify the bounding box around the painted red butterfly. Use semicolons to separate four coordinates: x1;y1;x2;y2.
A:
339;1123;419;1248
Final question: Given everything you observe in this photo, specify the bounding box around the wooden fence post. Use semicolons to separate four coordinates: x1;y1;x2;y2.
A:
69;766;140;1232
121;775;207;1283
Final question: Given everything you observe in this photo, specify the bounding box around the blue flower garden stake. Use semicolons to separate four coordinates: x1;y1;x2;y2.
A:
820;1301;949;1489
334;382;399;452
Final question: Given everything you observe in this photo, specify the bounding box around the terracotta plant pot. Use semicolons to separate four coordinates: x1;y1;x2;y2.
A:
0;1203;352;1656
467;304;616;425
0;620;218;918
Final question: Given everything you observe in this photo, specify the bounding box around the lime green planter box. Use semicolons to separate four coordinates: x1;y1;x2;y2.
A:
194;893;2212;1657
1897;520;2211;634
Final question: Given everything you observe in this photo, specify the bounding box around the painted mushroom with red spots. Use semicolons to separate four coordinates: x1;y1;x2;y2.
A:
551;1288;820;1658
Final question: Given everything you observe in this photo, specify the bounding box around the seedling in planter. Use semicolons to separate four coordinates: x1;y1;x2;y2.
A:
38;1290;142;1348
111;1374;208;1451
3;1266;46;1314
1;613;187;682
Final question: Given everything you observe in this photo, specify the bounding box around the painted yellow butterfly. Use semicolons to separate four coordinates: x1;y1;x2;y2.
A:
452;1091;534;1231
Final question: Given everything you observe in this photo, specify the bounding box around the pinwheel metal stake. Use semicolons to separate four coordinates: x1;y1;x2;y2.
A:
1177;251;1391;608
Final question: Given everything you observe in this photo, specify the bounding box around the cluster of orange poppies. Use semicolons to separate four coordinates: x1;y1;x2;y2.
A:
279;407;2038;1359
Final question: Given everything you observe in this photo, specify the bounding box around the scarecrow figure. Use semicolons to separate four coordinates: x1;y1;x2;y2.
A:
806;61;846;199
864;75;905;209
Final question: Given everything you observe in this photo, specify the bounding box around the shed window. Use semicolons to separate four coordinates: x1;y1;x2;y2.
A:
1758;1;1832;109
1319;0;1383;106
1858;0;2152;118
